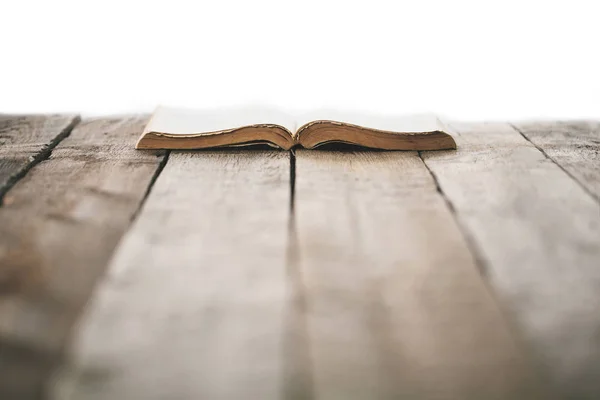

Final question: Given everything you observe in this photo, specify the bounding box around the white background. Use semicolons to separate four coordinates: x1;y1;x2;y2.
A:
1;0;599;120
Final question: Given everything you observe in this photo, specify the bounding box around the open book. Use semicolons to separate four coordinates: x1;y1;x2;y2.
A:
136;106;456;151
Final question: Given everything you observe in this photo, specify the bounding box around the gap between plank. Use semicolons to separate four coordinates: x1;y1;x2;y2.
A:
509;123;599;204
417;151;490;277
283;149;315;400
418;149;553;390
0;116;81;206
290;149;296;211
283;211;315;400
130;150;171;222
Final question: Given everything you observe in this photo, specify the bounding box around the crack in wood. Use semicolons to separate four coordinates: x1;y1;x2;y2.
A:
417;150;489;276
290;149;296;211
510;122;600;204
282;210;315;400
130;150;170;222
0;116;81;206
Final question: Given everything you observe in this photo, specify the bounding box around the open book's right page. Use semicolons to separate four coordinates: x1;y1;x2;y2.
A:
294;110;455;150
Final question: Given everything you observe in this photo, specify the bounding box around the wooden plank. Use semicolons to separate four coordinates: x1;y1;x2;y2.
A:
0;114;80;203
292;150;543;399
0;116;166;399
54;151;292;400
421;122;600;400
512;121;600;201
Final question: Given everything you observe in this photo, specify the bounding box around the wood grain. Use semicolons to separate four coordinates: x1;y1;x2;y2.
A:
292;150;542;400
421;122;600;400
54;151;292;400
0;116;166;399
0;114;80;203
513;121;600;201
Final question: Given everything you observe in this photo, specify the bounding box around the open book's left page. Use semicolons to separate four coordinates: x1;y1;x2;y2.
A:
136;106;297;150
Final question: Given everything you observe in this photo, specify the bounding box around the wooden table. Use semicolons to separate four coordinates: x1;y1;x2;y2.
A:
0;115;599;400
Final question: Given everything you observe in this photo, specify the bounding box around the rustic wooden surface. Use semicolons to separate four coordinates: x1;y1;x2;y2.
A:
0;115;79;204
513;121;600;201
53;151;291;400
0;116;598;400
0;116;166;399
293;150;542;399
421;122;600;400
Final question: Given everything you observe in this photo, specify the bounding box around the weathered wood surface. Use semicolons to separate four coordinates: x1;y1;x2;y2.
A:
54;151;292;400
292;150;543;399
0;115;79;203
513;121;600;202
421;122;600;400
0;116;166;399
2;115;599;400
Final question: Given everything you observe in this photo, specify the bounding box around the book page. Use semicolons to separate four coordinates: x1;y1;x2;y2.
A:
296;109;445;133
145;105;297;135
